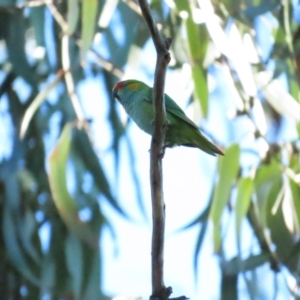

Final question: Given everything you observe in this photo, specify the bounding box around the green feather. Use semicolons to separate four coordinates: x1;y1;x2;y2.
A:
113;79;224;156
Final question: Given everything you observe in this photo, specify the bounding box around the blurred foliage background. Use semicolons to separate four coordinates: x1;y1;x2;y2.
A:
0;0;300;299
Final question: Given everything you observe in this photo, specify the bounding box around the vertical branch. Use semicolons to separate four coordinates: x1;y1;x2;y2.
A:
137;1;173;299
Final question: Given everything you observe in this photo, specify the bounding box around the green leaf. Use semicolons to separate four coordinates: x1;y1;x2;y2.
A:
288;154;300;233
0;0;16;5
265;175;297;272
65;234;83;300
19;209;41;264
242;1;280;20
98;0;118;29
81;249;101;299
81;0;98;62
3;205;40;285
255;71;300;122
181;199;211;231
254;159;281;226
209;144;240;252
40;256;56;293
48;124;79;222
235;177;253;250
222;253;270;275
289;178;300;234
107;1;141;69
173;0;209;116
1;10;37;86
221;272;238;300
48;123;98;248
191;64;209;117
48;222;70;294
67;0;79;35
20;71;63;139
71;127;126;216
255;159;299;272
193;217;209;279
180;196;212;278
30;6;45;47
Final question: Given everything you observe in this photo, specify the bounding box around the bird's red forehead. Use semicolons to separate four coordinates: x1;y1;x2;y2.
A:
115;81;125;90
114;81;138;90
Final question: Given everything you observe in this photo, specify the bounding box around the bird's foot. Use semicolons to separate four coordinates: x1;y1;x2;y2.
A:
148;146;166;159
158;146;166;159
150;119;170;128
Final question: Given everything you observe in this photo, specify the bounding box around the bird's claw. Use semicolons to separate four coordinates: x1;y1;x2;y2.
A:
148;146;166;159
159;146;166;159
150;119;170;127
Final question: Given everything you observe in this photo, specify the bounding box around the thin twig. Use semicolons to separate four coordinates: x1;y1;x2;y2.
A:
124;0;142;15
46;2;68;32
18;0;51;8
137;0;174;299
91;47;124;78
44;1;86;122
61;35;85;122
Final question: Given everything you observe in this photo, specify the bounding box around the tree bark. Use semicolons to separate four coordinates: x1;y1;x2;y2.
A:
136;1;172;299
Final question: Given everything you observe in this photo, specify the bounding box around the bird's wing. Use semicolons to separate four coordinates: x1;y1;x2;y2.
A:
144;90;199;130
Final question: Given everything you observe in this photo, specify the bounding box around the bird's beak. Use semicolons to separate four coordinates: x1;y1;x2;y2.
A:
112;88;119;100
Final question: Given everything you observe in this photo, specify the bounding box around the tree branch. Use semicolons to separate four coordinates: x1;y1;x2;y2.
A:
61;34;85;122
137;1;173;299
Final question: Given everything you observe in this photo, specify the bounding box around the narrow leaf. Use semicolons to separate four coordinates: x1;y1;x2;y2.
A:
65;234;83;300
222;253;270;275
19;209;41;264
192;64;209;117
82;250;101;299
71;128;125;216
235;177;253;250
173;0;209;116
255;71;300;122
221;272;238;300
98;0;118;29
67;0;79;35
193;219;209;279
81;0;98;62
3;207;40;285
2;10;37;85
20;70;63;139
209;144;240;252
181;199;211;231
265;176;296;272
179;195;212;278
48;123;98;248
30;6;46;47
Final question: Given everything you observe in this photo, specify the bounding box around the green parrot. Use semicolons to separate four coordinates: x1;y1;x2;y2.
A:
112;80;224;156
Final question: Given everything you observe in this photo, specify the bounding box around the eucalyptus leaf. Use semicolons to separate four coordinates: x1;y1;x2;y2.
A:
222;253;270;275
3;206;40;285
81;0;98;62
66;234;83;300
48;123;99;248
20;71;63;138
67;0;79;35
1;10;37;86
173;0;209;116
209;144;240;252
235;177;253;251
71;127;126;216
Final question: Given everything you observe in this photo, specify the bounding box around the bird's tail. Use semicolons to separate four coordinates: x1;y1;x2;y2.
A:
182;131;224;157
